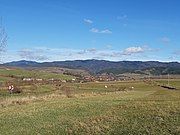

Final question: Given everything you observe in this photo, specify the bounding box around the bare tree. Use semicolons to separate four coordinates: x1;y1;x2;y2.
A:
0;17;8;61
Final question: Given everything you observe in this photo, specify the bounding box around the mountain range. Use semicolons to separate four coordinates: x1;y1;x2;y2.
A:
3;60;180;75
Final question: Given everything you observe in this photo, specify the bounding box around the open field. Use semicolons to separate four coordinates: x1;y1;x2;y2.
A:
0;67;75;83
0;76;180;134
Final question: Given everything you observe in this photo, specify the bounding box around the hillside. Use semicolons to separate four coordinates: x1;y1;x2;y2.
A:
3;60;180;75
0;67;75;83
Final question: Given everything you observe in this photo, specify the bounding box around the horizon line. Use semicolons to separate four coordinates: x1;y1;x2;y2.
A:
3;59;180;64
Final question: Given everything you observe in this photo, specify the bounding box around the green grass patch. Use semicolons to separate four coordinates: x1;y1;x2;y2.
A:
0;80;180;134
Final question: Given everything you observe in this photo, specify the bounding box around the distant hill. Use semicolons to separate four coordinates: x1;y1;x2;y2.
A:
3;60;180;75
4;60;40;67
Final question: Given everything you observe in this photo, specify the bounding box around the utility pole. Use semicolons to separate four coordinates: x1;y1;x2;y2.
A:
168;74;170;86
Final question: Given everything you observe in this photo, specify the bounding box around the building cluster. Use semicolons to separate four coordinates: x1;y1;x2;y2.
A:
22;78;68;83
80;73;136;83
21;73;137;84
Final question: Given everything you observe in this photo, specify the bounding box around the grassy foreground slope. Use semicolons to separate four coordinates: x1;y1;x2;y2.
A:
0;80;180;135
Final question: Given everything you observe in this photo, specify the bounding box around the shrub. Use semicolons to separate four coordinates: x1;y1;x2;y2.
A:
61;86;74;98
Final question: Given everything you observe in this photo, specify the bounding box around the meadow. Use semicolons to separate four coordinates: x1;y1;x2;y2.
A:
0;68;180;135
0;68;74;82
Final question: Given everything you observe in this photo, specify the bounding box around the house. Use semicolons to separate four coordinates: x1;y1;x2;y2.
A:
22;78;34;81
36;79;43;81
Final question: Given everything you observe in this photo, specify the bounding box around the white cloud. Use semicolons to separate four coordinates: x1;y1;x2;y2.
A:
101;29;112;34
90;28;99;33
2;45;170;62
90;28;112;34
122;46;145;55
84;19;93;24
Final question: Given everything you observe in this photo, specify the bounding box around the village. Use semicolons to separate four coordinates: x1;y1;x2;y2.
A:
20;73;135;83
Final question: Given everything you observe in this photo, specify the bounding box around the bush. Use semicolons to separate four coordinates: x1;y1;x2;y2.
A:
61;86;74;98
116;87;126;91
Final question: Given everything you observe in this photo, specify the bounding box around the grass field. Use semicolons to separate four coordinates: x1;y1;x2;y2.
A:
0;68;75;83
0;77;180;134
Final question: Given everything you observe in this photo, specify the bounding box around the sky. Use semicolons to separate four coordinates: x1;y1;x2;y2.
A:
0;0;180;62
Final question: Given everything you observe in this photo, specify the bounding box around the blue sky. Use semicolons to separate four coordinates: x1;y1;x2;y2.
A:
0;0;180;62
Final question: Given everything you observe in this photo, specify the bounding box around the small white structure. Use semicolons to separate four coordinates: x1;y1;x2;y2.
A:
23;78;33;81
8;85;14;93
62;80;67;83
49;78;54;81
105;85;108;88
36;79;43;81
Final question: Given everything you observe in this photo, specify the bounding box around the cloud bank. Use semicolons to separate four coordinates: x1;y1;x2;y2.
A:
1;45;160;63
